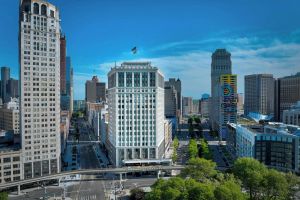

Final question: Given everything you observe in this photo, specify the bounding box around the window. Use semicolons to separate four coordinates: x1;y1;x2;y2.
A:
126;72;132;87
134;72;140;87
33;3;39;15
50;10;55;18
142;72;148;87
41;4;47;16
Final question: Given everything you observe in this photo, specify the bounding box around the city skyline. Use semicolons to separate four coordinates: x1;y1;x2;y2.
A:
1;0;300;100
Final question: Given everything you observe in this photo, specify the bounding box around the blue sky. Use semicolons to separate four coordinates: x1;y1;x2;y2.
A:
1;0;300;99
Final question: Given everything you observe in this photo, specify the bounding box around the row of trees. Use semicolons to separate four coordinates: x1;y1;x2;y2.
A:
172;137;179;162
199;139;212;160
134;157;300;200
188;139;198;159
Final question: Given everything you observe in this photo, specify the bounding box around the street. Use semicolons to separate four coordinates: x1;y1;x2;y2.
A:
9;118;159;200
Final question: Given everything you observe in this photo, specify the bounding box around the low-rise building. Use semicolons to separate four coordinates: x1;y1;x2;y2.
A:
283;101;300;126
0;98;19;135
227;122;300;173
0;129;22;184
0;146;22;184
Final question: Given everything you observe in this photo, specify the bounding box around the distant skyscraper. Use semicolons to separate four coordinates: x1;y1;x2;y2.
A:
85;76;106;103
210;49;232;134
192;99;200;114
1;66;10;103
165;78;181;117
219;74;237;138
7;79;19;99
200;97;211;118
107;62;165;167
182;97;193;116
164;85;177;118
60;35;66;95
275;72;300;121
244;74;275;116
19;0;61;178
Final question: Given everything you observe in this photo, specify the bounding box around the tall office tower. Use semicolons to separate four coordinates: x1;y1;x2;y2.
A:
1;66;10;103
164;85;177;117
219;74;237;138
210;49;232;133
19;0;61;178
7;79;19;99
66;56;73;113
165;78;181;117
60;35;66;95
85;76;106;103
244;74;275;116
274;72;300;121
107;62;165;167
182;97;193;116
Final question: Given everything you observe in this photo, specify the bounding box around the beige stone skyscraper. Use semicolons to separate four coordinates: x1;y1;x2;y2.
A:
19;0;61;178
210;49;232;136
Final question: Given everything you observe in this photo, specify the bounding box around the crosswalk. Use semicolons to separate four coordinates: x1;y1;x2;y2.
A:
73;194;97;200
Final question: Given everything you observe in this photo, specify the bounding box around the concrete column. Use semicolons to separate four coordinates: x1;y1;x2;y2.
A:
119;173;122;181
17;185;21;195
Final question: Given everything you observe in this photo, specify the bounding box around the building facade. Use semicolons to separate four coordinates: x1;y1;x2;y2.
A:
244;74;275;116
210;49;232;134
60;35;66;95
164;85;177;118
200;97;211;118
0;148;22;184
19;0;61;178
182;97;193;116
275;72;300;122
219;74;237;139
228;122;300;173
85;76;106;103
192;99;200;114
107;62;165;167
0;98;20;135
165;78;181;118
1;67;10;103
283;101;300;126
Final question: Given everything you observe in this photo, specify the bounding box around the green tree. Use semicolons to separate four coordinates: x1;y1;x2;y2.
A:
233;157;267;200
188;139;198;158
285;172;300;198
261;169;289;200
0;192;8;200
182;158;217;182
199;139;212;160
130;188;145;200
214;179;246;200
146;177;186;200
173;137;179;149
187;181;215;200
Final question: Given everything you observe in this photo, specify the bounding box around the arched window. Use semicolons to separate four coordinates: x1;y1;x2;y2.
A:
33;3;39;15
41;4;47;16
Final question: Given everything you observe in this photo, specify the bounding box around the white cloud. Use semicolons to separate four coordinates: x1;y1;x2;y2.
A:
73;37;300;100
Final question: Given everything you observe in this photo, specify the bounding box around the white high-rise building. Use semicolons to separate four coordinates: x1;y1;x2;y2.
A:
107;62;165;167
19;0;61;178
